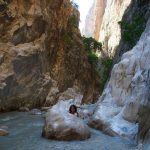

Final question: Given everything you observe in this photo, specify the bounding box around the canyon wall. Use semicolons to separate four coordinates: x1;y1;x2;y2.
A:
84;0;132;56
0;0;100;111
89;0;150;139
91;15;150;138
82;0;106;40
84;0;150;58
99;0;132;56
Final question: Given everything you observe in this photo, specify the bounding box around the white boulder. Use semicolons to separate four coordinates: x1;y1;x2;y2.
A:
42;99;90;141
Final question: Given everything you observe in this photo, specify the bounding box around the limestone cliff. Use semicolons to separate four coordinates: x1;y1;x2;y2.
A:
91;16;150;138
84;0;150;58
84;0;133;56
113;0;150;63
82;0;106;40
99;0;132;57
0;0;100;111
89;0;150;140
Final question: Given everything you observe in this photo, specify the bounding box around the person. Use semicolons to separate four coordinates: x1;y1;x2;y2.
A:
69;105;79;117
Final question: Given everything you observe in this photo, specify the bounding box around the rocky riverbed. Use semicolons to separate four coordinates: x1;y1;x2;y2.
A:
0;111;141;150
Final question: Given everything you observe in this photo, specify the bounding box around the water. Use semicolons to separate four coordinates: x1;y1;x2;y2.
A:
0;112;139;150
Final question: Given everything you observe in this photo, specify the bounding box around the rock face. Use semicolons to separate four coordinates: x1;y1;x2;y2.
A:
84;0;132;55
113;0;150;63
83;0;106;40
99;0;132;56
83;0;150;143
42;100;90;141
0;0;100;111
19;107;30;112
137;104;150;143
91;17;150;138
84;0;150;58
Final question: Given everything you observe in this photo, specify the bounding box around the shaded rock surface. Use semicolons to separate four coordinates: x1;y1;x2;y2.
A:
137;103;150;144
113;0;150;63
0;0;100;111
42;100;90;141
19;107;30;112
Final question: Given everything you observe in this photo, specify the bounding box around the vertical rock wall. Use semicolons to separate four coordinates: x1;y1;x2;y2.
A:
82;0;106;40
84;0;132;56
0;0;100;111
99;0;132;56
91;16;150;138
84;0;150;58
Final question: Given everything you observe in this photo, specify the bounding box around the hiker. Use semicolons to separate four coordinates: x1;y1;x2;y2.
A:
69;105;79;117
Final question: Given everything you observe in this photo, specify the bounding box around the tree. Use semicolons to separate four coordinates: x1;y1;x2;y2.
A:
82;36;102;52
82;36;102;65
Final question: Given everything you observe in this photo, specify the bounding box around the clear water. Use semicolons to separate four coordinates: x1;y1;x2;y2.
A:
0;112;140;150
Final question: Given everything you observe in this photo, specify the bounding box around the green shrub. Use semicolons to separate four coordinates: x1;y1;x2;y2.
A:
86;50;98;65
100;58;113;90
82;36;102;65
101;58;113;68
82;36;102;52
81;36;113;91
119;15;145;47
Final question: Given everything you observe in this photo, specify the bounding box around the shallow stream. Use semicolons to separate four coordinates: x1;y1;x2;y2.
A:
0;112;147;150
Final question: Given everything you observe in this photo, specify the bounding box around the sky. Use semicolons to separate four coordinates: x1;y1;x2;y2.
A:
73;0;94;31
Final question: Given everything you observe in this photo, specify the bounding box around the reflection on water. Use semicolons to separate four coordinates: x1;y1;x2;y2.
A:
0;112;141;150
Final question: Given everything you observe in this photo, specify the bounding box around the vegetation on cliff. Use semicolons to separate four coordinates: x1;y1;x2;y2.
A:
81;36;102;66
81;36;112;91
119;15;145;47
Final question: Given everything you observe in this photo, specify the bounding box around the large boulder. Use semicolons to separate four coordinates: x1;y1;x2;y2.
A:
29;109;42;115
19;107;30;112
42;100;90;141
0;129;9;136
